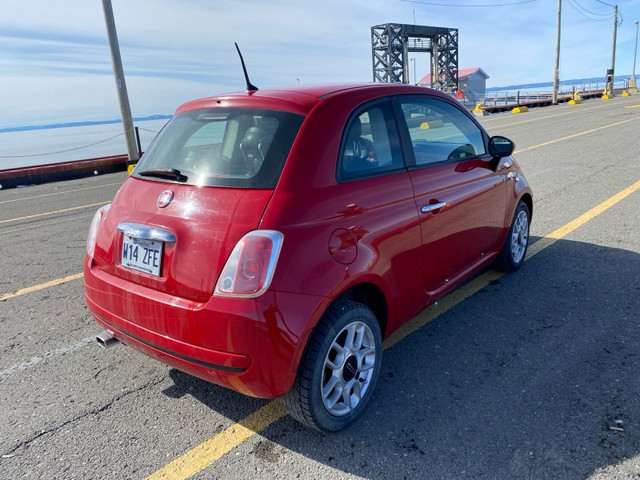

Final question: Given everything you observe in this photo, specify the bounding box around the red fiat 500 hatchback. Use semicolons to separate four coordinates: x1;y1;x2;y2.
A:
85;82;532;431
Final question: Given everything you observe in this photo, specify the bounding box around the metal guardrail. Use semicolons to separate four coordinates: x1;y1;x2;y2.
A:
482;80;629;107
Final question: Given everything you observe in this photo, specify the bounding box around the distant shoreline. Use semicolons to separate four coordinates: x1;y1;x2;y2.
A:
2;73;634;133
0;114;173;134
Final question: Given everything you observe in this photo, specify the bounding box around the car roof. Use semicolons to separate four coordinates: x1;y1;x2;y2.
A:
175;83;450;116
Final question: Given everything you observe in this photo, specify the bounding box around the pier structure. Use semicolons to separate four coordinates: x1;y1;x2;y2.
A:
371;23;459;92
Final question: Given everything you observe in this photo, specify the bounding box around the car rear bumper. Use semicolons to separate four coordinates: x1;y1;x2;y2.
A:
84;257;329;398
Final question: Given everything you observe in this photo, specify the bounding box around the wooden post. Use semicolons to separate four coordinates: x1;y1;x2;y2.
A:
102;0;139;169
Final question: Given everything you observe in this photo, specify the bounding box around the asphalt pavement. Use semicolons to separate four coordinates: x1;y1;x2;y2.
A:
1;94;639;480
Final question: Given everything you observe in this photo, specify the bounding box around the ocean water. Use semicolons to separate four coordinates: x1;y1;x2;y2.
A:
0;118;170;170
2;74;634;171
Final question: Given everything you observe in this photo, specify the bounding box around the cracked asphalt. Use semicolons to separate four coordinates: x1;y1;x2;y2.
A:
0;95;639;479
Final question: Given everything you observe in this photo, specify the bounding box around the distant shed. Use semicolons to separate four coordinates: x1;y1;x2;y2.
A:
418;67;489;105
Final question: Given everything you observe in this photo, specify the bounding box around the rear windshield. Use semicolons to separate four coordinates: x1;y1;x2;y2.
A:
133;108;304;188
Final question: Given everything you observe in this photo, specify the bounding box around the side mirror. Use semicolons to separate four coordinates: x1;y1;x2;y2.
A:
488;136;515;158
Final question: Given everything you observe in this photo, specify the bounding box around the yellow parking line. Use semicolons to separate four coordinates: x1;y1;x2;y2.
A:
0;182;123;205
487;104;613;130
144;180;640;480
389;179;640;347
1;211;96;236
0;202;106;224
527;179;640;256
0;273;84;302
382;270;503;349
480;102;617;128
514;116;640;154
484;109;579;129
146;401;287;480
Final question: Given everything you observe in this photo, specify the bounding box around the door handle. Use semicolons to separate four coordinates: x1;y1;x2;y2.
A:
420;201;448;214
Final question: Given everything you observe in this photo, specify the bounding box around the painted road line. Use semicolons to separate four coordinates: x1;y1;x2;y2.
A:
0;336;94;378
146;400;288;480
382;270;504;350
0;182;123;206
624;105;640;108
0;272;83;302
527;179;640;257
485;105;611;130
514;116;640;154
143;180;640;480
481;102;622;129
483;108;586;130
388;178;640;348
0;211;95;236
0;201;107;224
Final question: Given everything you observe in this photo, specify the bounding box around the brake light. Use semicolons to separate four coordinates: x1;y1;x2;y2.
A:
214;231;283;298
86;204;111;259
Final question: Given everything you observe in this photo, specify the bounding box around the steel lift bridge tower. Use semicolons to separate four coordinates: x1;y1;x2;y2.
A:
371;23;459;92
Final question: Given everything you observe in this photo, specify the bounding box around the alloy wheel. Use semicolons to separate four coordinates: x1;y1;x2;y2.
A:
321;321;377;416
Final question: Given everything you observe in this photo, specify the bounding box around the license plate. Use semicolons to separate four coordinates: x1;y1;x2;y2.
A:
121;235;163;277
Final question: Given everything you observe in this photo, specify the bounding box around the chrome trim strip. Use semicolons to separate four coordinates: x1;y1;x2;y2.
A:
420;202;448;213
117;222;176;243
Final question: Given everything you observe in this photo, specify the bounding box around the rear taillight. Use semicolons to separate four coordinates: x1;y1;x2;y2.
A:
86;204;111;259
214;230;283;298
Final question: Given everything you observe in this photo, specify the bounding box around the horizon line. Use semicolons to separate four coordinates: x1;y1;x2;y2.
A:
0;114;173;134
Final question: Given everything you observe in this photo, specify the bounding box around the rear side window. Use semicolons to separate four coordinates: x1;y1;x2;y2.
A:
134;108;304;188
397;97;486;167
337;101;404;182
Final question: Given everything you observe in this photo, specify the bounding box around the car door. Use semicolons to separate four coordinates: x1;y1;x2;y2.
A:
394;95;507;295
330;99;428;324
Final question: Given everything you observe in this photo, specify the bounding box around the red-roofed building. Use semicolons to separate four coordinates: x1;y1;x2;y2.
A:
418;67;489;105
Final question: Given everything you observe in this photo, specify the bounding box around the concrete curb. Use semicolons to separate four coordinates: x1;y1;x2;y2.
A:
0;155;128;189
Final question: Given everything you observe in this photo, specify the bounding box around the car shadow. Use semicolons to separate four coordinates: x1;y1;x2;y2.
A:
162;369;272;425
163;237;640;479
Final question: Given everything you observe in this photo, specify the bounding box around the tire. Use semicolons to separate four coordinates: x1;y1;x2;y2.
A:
282;299;382;432
495;200;530;272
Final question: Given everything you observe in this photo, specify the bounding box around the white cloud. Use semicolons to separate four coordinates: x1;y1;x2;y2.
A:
1;0;640;128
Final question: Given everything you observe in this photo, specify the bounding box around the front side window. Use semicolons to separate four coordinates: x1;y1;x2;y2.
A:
398;97;486;167
134;108;304;188
337;102;404;181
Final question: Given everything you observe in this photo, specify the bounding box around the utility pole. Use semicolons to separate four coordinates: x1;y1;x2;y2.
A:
607;4;618;95
411;58;416;84
631;21;639;90
403;41;410;84
552;0;562;104
102;0;139;170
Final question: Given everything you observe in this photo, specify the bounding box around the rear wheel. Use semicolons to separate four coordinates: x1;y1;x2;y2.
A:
495;200;530;272
283;300;382;431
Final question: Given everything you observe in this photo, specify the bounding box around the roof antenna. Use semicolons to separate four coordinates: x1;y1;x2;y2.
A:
234;42;258;92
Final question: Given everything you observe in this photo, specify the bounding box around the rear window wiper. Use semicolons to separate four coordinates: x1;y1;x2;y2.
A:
138;168;188;182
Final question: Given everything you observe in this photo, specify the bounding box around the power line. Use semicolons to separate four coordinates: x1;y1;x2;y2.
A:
401;0;536;7
567;0;613;21
0;130;131;159
568;0;612;17
569;0;622;26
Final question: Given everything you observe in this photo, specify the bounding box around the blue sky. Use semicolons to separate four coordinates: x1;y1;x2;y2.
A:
2;0;639;128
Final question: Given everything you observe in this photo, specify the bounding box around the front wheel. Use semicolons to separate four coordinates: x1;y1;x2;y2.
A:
495;200;530;272
282;300;382;431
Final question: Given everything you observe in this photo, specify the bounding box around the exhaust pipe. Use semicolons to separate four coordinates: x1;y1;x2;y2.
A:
96;330;119;348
